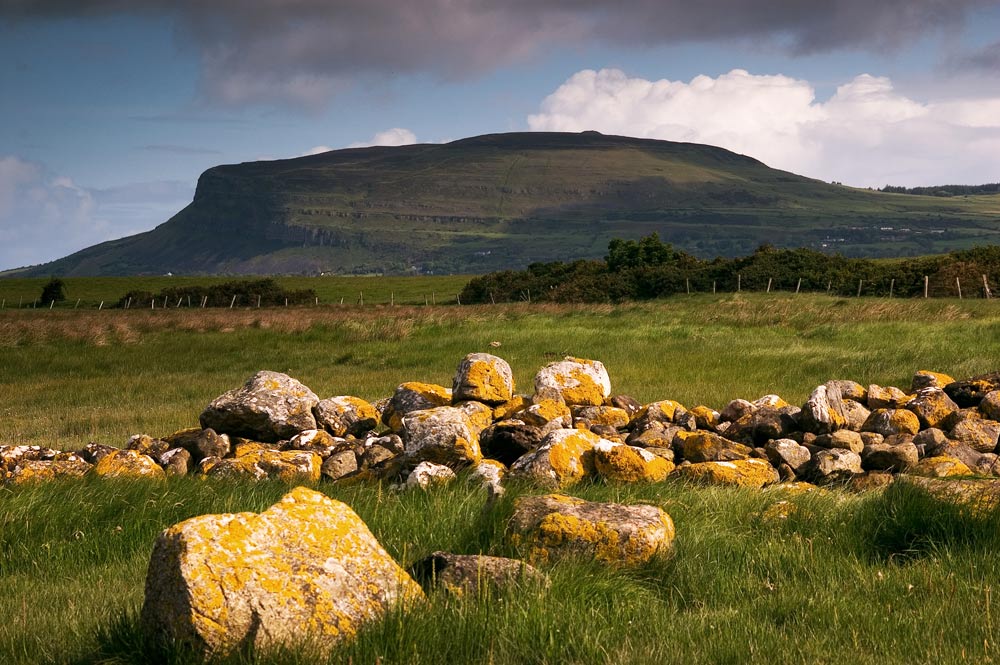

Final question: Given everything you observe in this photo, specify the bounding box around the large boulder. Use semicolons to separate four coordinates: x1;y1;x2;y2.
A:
402;406;482;468
862;409;921;438
533;357;611;406
507;493;675;566
203;449;321;483
452;353;515;404
383;382;452;431
140;487;424;657
672;458;779;488
314;396;379;437
200;371;318;443
799;384;847;434
508;428;599;488
906;388;959;430
592;441;674;482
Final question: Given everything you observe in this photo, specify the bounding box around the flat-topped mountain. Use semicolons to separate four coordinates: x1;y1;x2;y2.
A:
13;132;1000;276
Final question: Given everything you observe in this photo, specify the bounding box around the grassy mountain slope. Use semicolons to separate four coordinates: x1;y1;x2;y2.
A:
14;131;1000;276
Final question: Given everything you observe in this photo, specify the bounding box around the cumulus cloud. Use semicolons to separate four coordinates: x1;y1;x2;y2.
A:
346;128;417;149
528;68;1000;187
0;156;193;270
1;1;991;106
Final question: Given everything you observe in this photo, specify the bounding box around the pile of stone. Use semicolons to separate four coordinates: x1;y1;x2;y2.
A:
5;356;1000;490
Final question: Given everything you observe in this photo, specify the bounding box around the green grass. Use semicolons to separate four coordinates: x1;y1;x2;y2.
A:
3;293;1000;663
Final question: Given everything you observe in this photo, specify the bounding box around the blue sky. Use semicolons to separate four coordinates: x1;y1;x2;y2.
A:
2;1;999;270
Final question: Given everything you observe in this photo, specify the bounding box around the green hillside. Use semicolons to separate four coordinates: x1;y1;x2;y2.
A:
11;132;1000;276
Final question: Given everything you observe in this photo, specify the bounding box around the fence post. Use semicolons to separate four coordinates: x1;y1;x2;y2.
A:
889;279;894;298
737;274;741;292
857;280;863;297
390;292;394;306
257;295;261;308
827;280;832;294
766;278;772;293
712;281;716;294
984;274;993;299
99;301;103;310
686;278;690;295
795;278;801;294
230;295;237;309
75;299;80;309
924;275;929;298
360;291;363;306
956;277;963;299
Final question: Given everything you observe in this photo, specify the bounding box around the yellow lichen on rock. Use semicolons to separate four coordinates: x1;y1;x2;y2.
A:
452;353;515;404
205;449;321;482
573;406;630;429
690;405;720;430
140;487;424;657
632;400;684;426
908;456;972;478
509;428;599;488
672;458;779;488
94;449;165;481
912;370;956;392
517;399;571;428
593;441;673;482
493;396;530;421
534;357;611;407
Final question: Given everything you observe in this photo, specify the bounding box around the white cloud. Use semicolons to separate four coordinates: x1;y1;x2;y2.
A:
528;68;1000;187
347;128;418;149
0;156;193;270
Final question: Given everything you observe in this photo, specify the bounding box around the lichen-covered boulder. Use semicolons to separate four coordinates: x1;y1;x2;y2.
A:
402;406;482;468
906;388;959;430
409;551;547;596
900;476;1000;515
867;384;913;410
314;396;379;437
980;390;1000;421
508;428;600;488
321;449;359;481
126;434;171;458
204;449;321;483
862;408;921;438
200;371;319;443
572;405;630;429
405;461;456;490
689;405;720;431
533;357;611;406
950;417;1000;453
507;494;675;566
455;400;496;435
492;395;531;421
631;400;686;430
159;448;192;477
7;456;92;484
467;459;506;493
808;449;862;485
283;429;341;457
799;384;847;434
764;439;811;475
452;353;515;404
140;487;424;657
592;441;673;482
672;458;779;488
908;456;972;478
723;406;799;446
516;398;572;429
912;370;956;392
841;399;872;431
94;449;166;480
383;382;453;431
679;432;752;463
76;442;118;465
720;399;755;423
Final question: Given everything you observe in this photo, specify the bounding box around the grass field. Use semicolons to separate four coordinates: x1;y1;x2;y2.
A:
3;293;1000;664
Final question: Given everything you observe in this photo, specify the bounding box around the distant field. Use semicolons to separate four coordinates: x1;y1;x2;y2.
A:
0;274;471;308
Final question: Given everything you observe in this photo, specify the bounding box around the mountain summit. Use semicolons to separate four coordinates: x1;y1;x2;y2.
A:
15;132;1000;276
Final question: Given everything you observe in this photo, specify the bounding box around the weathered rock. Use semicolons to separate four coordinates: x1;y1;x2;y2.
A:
672;458;779;488
76;442;118;465
467;459;506;493
841;399;872;431
908;456;972;478
753;394;789;409
492;396;531;421
862;408;921;438
861;436;919;472
826;380;867;403
0;445;59;473
126;434;171;458
480;420;544;466
94;449;166;480
592;441;673;482
508;428;599;488
844;471;896;493
455;400;496;435
572;405;630;429
950;417;1000;453
283;429;341;457
517;398;572;429
405;461;456;490
360;443;397;470
867;384;913;410
158;448;191;477
7;457;92;484
980;390;1000;422
409;551;546;596
912;370;956;392
452;353;515;404
689;405;720;431
163;428;230;463
906;388;959;430
816;430;864;454
625;422;682;449
610;395;642;418
204;449;321;483
507;493;674;566
679;432;752;463
314;396;379;437
140;487;424;657
945;372;1000;408
808;449;862;485
200;371;319;443
402;406;482;468
799;384;847;434
764;439;811;475
384;382;452;431
720;399;755;423
899;475;1000;515
975;454;1000;476
725;406;799;445
533;357;611;406
321;449;359;481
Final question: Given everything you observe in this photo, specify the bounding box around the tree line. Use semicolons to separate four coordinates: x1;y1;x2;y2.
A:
460;234;1000;303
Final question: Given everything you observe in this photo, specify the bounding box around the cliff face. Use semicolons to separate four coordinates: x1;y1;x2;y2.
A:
14;132;1000;276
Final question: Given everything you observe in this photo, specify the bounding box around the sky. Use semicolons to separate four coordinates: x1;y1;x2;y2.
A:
2;0;1000;270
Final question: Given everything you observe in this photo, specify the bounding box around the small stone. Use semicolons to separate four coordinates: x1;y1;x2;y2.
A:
76;442;118;465
981;390;1000;421
283;429;341;457
126;434;171;458
818;430;864;454
409;552;546;596
861;436;919;472
405;461;456;490
867;384;913;410
950;418;1000;453
720;399;755;423
158;448;191;477
906;388;959;430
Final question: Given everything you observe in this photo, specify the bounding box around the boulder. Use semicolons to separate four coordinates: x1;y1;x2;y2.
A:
383;382;452;431
841;399;871;431
508;428;599;488
592;441;674;482
200;371;319;443
908;456;972;478
158;448;192;477
724;406;798;445
492;396;531;421
944;372;1000;408
455;400;496;435
126;434;171;458
76;442;118;465
679;432;752;463
517;398;572;430
282;429;341;457
862;409;921;438
94;450;165;480
572;405;630;429
720;399;755;423
980;390;1000;421
672;458;779;488
314;396;379;437
867;384;913;410
610;395;643;418
861;436;919;472
402;406;482;468
405;461;456;490
452;353;515;404
533;357;611;406
480;420;544;466
507;493;675;566
632;400;686;430
467;459;506;494
906;388;959;430
204;450;321;483
140;487;423;657
826;380;867;403
408;551;546;596
799;384;847;434
912;370;956;392
816;430;864;454
625;422;682;449
752;394;789;409
808;449;862;485
844;471;896;493
7;457;91;484
163;428;230;463
689;405;720;431
321;449;359;481
900;475;1000;515
764;439;811;475
950;417;1000;453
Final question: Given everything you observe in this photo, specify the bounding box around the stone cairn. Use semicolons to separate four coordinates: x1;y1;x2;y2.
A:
6;355;1000;656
